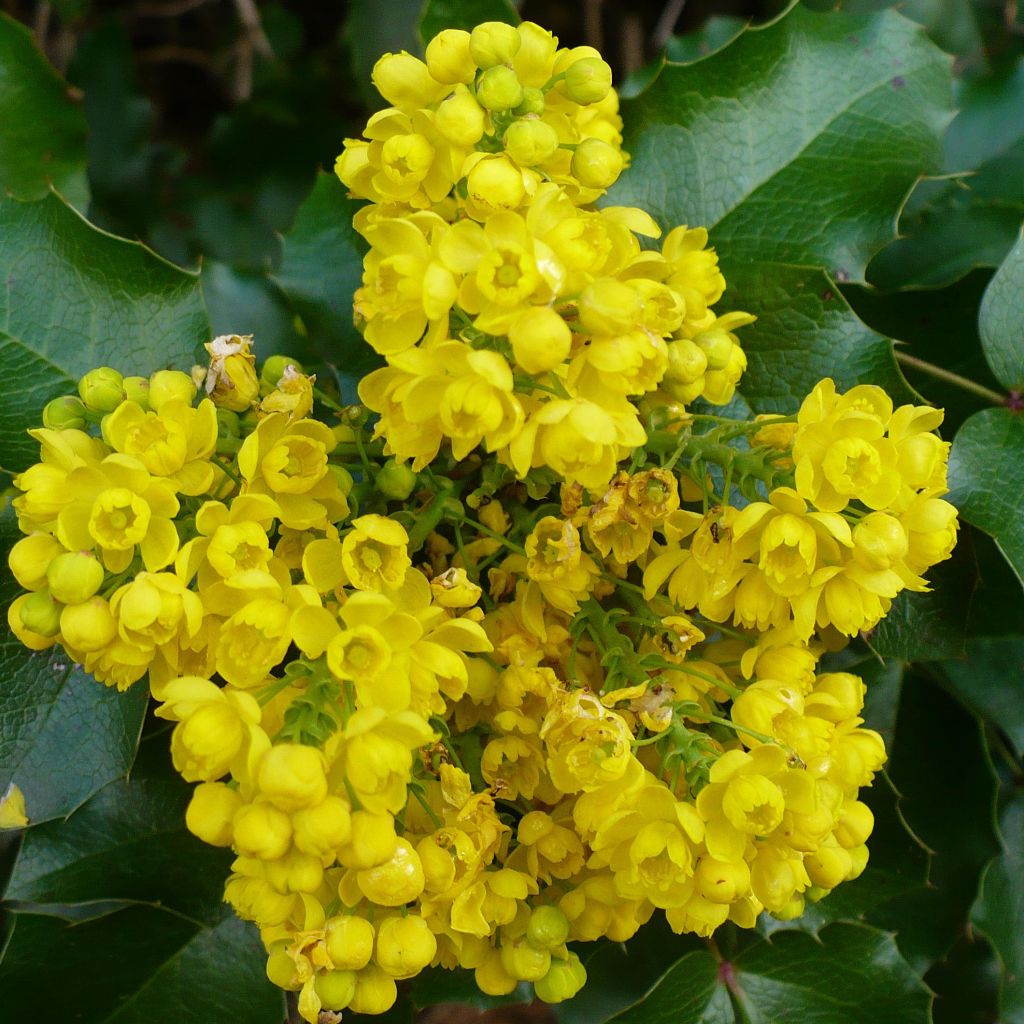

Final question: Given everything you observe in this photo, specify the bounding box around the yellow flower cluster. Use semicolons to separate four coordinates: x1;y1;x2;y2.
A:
643;378;958;639
4;20;962;1021
340;20;748;490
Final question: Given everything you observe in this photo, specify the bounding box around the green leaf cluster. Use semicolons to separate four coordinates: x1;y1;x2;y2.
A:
1;1;1022;1021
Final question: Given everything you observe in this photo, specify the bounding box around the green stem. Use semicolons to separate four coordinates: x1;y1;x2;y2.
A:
895;350;1006;405
461;516;526;554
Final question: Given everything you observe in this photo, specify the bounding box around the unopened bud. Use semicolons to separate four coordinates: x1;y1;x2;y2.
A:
150;369;197;410
376;460;417;501
504;118;559;166
509;306;572;373
425;28;475;84
476;65;524;111
570;137;623;190
42;396;87;430
372;51;445;109
514;86;546;116
466;155;525;211
122;376;152;409
19;589;63;636
78;367;124;413
563;57;613;105
435;85;487;147
469;21;521;69
260;354;303;391
46;551;104;605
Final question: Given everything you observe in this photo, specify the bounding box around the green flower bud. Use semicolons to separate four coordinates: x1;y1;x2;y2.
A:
514;86;546;116
476;65;524;112
260;354;303;391
42;395;87;431
20;589;63;637
376;460;417;501
563;57;613;105
526;906;570;950
78;367;124;414
122;376;152;409
534;952;587;1003
499;938;550;982
469;21;521;69
149;369;197;410
504;118;560;166
46;551;104;605
570;137;623;190
314;969;358;1010
329;464;355;496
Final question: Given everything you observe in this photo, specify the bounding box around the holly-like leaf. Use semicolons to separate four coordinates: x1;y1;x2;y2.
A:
612;5;951;280
607;924;930;1024
663;17;748;64
0;12;87;203
0;192;209;475
714;264;915;413
978;226;1024;392
0;905;283;1024
4;749;231;925
948;408;1024;585
971;796;1024;1024
870;538;976;661
869;59;1024;289
272;172;381;398
939;637;1024;756
419;0;519;45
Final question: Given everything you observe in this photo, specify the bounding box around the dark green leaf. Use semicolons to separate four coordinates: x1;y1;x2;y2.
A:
870;537;976;661
272;172;382;396
0;192;209;475
867;671;1000;970
0;12;87;202
978;225;1024;392
926;935;1002;1024
0;504;147;825
344;0;424;107
967;530;1024;637
411;966;531;1012
971;795;1024;1024
612;6;951;281
869;59;1024;288
5;753;231;926
939;638;1024;756
843;270;998;435
0;906;283;1024
663;17;748;63
608;923;930;1024
419;0;519;46
715;263;915;414
948;408;1024;585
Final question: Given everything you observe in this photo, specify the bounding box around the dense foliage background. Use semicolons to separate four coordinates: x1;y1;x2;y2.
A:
0;0;1022;1021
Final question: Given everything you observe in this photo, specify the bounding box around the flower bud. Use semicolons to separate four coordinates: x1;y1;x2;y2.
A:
260;354;303;391
835;800;874;848
257;743;327;812
425;29;475;84
60;596;117;652
315;969;357;1010
466;155;525;212
263;849;323;894
534;951;587;1003
19;589;63;636
515;86;546;116
696;329;735;371
339;810;398;869
500;937;550;981
46;551;104;605
149;369;197;410
78;367;124;413
372;51;445;108
469;22;521;69
42;395;87;430
376;459;417;501
526;906;570;950
293;796;352;856
695;855;751;903
266;946;299;990
186;782;242;846
232;801;293;860
347;964;398;1015
122;376;151;409
853;513;908;570
570;137;623;190
578;279;640;334
374;915;437;979
509;306;572;373
475;951;518;996
8;533;65;591
356;839;425;906
476;65;524;111
504;118;560;166
805;843;853;890
563;57;613;105
435;85;486;147
217;407;241;439
325;915;375;971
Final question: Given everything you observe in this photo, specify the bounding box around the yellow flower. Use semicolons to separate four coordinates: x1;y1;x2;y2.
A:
103;397;218;494
0;783;28;829
238;414;349;530
341;514;411;591
259;365;315;421
216;598;293;688
541;691;634;793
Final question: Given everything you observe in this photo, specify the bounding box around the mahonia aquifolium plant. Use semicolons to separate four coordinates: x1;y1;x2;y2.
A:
4;20;961;1021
